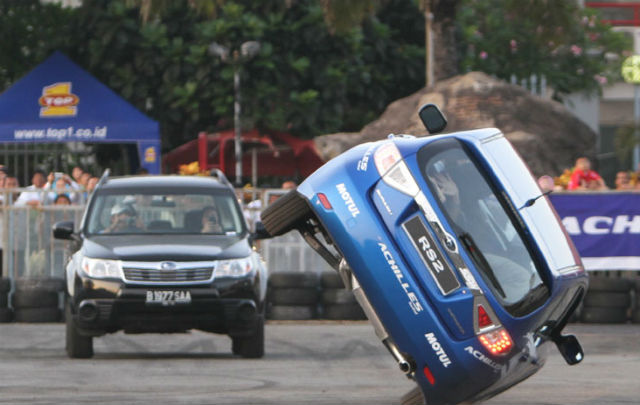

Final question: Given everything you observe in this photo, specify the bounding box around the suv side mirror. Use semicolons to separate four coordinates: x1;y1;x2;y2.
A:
53;221;75;240
419;104;447;134
553;333;584;365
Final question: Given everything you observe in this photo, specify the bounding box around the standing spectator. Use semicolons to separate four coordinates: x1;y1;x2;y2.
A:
615;171;633;190
4;176;20;204
15;169;47;207
71;166;84;184
86;176;99;194
567;157;607;191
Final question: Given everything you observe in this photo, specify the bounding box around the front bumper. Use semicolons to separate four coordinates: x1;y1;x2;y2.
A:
69;276;262;336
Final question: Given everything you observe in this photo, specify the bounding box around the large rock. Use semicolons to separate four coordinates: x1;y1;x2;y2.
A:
314;72;596;177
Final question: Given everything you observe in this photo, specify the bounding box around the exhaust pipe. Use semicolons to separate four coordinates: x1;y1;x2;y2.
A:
343;259;415;376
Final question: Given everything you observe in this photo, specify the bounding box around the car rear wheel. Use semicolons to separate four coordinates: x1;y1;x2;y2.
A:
260;189;311;237
65;303;94;359
232;316;264;358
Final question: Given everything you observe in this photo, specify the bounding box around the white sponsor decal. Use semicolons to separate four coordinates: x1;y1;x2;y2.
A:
417;235;446;274
378;242;424;314
375;189;393;215
425;333;452;368
357;144;376;171
464;346;502;370
336;183;361;218
562;215;640;235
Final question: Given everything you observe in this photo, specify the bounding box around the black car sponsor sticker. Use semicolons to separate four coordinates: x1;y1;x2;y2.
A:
403;215;460;295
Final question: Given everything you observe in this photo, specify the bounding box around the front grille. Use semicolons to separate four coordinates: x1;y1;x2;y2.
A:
123;267;213;283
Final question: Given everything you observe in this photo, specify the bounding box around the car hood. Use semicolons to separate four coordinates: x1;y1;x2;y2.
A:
81;234;251;261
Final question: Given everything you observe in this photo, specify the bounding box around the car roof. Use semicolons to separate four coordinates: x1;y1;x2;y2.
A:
97;175;233;192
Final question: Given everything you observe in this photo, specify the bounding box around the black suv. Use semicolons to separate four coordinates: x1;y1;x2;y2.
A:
53;172;267;359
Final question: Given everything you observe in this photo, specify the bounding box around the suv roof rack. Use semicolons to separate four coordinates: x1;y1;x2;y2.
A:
210;169;233;189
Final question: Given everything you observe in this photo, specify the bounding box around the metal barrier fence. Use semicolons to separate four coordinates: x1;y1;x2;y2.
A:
0;187;330;281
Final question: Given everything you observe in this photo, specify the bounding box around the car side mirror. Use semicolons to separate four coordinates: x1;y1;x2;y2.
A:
251;221;271;241
553;333;584;365
53;221;76;240
419;104;447;134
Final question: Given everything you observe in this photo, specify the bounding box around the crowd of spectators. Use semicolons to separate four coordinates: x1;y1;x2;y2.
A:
538;156;640;193
0;165;99;207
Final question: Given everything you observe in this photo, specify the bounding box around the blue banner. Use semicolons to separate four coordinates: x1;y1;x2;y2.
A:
549;192;640;271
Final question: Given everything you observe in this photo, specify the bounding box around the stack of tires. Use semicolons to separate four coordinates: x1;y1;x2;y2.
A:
580;276;632;324
320;272;366;320
11;278;64;323
267;272;319;320
0;278;11;322
633;278;640;324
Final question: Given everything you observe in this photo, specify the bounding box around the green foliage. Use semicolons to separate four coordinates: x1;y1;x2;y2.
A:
52;0;423;151
0;0;74;90
458;0;631;98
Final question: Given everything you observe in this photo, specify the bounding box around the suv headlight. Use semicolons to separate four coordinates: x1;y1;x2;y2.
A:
81;257;124;279
215;257;254;278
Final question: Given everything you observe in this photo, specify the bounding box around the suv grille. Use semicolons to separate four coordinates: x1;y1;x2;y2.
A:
123;267;213;283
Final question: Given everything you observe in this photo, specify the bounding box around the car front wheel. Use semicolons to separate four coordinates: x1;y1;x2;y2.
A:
65;302;94;359
232;316;264;358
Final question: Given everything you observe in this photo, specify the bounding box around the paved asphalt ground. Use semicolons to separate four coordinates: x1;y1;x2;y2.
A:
0;322;638;405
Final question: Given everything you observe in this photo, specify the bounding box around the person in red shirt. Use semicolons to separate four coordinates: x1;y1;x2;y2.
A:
567;157;607;190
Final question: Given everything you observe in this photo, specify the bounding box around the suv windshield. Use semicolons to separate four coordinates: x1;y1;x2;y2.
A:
86;190;245;235
418;139;547;313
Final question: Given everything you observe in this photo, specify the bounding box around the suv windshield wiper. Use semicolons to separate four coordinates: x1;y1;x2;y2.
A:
458;232;506;298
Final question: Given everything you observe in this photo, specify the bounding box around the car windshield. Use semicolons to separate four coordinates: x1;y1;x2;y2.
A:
418;140;546;310
85;190;245;235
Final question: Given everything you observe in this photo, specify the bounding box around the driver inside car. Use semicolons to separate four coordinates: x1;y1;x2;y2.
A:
201;205;222;233
103;203;142;233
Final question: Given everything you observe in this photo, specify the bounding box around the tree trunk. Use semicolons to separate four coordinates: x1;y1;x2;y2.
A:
431;0;460;82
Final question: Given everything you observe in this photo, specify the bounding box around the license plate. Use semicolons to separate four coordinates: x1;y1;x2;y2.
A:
402;215;460;295
145;290;192;306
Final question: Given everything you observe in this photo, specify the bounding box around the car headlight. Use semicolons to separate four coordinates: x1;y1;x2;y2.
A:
81;257;124;279
215;257;254;278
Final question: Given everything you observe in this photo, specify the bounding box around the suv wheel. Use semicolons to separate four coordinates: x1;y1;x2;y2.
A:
232;316;264;358
65;303;94;359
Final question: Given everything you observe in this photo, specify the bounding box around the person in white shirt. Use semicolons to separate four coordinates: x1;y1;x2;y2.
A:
14;170;47;207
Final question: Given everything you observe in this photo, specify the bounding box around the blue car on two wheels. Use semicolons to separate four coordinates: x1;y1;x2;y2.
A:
260;106;587;405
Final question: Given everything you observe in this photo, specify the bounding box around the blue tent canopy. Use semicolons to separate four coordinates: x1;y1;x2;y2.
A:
0;51;160;174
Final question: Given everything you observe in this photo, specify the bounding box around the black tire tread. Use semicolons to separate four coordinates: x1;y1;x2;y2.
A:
583;291;630;308
13;307;61;323
268;305;316;320
14;277;65;292
322;303;366;320
587;277;632;293
11;290;59;309
65;304;94;358
320;272;344;289
0;307;13;323
268;272;318;288
580;306;628;323
0;278;10;293
321;289;357;305
269;288;318;306
260;189;311;237
234;316;265;358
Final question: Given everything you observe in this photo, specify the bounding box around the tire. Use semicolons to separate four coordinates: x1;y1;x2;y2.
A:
13;307;61;323
14;277;65;293
269;288;318;306
268;272;318;289
65;303;93;358
322;303;366;320
260;189;311;237
0;292;7;308
580;306;628;323
320;272;344;289
268;305;316;320
0;278;10;293
0;307;13;323
588;277;632;292
233;316;265;358
583;292;631;308
11;290;59;309
321;289;357;305
401;385;426;405
632;310;640;324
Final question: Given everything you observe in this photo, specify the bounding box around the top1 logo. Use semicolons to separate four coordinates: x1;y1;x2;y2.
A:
39;82;79;117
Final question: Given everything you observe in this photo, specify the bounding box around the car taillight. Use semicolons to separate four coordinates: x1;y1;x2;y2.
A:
477;304;493;329
423;365;435;385
374;142;420;196
478;328;513;355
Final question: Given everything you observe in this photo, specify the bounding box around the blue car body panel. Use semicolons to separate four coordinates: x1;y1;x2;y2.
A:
295;129;587;405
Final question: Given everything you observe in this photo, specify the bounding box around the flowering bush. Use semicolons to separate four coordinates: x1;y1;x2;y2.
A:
458;0;631;99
